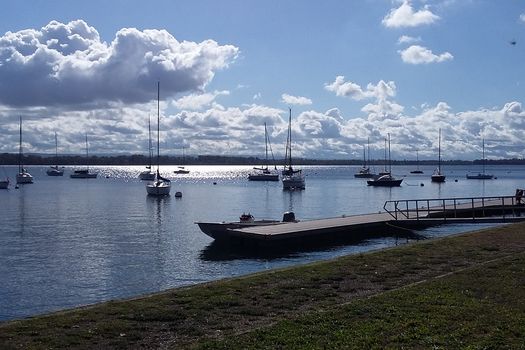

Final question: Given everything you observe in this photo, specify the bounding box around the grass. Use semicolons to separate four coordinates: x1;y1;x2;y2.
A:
1;222;525;349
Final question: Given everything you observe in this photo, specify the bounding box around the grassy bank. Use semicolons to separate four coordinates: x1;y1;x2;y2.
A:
2;223;525;349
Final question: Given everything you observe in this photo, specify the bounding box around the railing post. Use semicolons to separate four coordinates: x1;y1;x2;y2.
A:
416;200;419;221
502;197;505;220
472;198;475;221
394;201;398;220
442;199;446;222
454;199;457;218
427;200;430;218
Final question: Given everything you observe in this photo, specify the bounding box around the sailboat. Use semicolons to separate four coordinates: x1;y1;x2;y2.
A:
354;137;375;178
70;134;98;178
46;132;64;176
282;108;305;190
410;150;424;174
173;146;190;174
431;128;446;183
367;134;402;187
248;122;279;181
378;137;390;176
146;82;171;196
139;116;156;180
16;116;34;184
466;138;493;180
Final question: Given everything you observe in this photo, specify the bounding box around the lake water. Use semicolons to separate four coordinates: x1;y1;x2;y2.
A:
0;164;523;321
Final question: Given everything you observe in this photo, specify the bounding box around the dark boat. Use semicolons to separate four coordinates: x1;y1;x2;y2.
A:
431;129;445;183
367;134;402;187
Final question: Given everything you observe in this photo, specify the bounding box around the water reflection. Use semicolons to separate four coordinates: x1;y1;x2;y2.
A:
146;195;171;227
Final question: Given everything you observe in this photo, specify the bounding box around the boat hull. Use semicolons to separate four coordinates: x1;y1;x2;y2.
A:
367;178;403;187
354;173;375;178
248;173;279;181
0;180;9;189
46;168;64;176
16;172;33;184
431;175;446;183
70;171;97;179
173;170;190;174
196;220;281;240
146;181;171;196
282;175;305;190
466;173;493;180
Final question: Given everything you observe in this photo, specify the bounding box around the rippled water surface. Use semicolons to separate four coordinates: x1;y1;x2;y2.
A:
0;164;521;320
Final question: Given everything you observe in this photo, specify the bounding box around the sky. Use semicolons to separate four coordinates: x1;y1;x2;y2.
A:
0;0;524;161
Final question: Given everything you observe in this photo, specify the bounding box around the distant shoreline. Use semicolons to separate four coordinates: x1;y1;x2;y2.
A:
2;153;525;166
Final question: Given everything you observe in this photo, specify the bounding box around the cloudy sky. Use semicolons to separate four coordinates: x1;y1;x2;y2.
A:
0;0;524;160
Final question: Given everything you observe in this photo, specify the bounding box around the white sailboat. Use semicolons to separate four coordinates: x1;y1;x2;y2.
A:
173;146;190;174
354;137;375;178
16;116;33;184
70;134;98;179
282;108;305;190
248;122;279;181
431;128;446;183
146;82;171;196
46;132;64;176
139;116;156;180
466;138;493;180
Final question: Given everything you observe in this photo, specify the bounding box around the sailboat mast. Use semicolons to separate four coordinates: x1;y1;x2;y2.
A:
157;81;160;177
438;128;442;173
367;137;370;167
388;133;392;175
85;134;89;171
286;108;292;169
384;138;387;173
19;116;22;173
264;122;269;169
54;132;58;166
148;115;152;169
482;138;485;174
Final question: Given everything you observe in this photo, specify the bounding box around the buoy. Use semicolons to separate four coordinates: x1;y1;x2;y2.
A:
455;179;458;182
420;183;424;186
213;182;217;185
174;191;182;198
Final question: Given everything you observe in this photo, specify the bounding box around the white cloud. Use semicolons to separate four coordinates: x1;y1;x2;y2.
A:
520;13;525;23
397;35;421;45
399;45;453;64
253;92;262;100
281;93;312;105
324;76;397;101
382;1;440;28
173;90;229;110
0;20;239;107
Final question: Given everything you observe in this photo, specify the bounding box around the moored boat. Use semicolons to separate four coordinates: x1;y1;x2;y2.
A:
282;108;305;190
70;134;98;179
367;134;402;187
431;129;446;183
16;116;33;184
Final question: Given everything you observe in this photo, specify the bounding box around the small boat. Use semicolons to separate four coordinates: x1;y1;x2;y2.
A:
0;178;9;189
249;122;279;181
70;169;97;179
410;150;424;174
282;108;305;190
16;116;33;184
431;129;446;183
174;147;190;174
466;138;493;180
47;132;64;176
70;134;98;179
146;82;171;196
196;212;296;241
367;134;402;187
139;116;155;181
354;138;376;178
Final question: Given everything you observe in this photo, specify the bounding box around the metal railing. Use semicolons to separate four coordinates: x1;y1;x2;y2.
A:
383;195;523;221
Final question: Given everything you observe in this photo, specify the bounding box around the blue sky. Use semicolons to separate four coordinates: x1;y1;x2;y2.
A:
0;0;524;160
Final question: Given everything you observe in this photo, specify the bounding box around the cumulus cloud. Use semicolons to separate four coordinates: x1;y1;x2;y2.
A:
324;76;396;101
0;20;239;107
397;35;421;45
173;90;229;110
281;93;312;105
520;14;525;23
382;1;440;28
399;45;453;64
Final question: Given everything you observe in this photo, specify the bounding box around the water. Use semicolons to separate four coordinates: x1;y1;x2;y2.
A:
0;164;522;321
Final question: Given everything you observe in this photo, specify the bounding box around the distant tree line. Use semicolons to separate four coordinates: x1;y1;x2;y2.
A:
2;153;525;166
